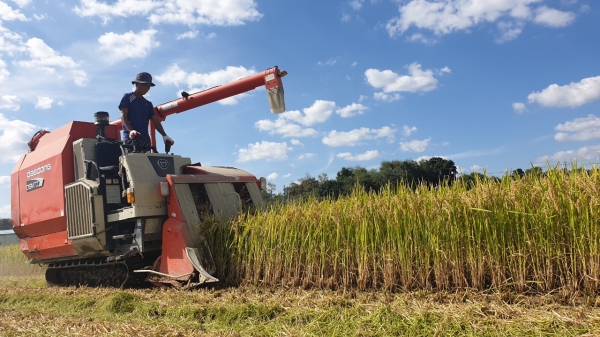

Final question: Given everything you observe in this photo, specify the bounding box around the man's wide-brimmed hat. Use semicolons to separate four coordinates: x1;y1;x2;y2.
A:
132;72;155;86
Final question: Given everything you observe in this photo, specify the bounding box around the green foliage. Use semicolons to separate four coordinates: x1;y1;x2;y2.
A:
281;157;459;201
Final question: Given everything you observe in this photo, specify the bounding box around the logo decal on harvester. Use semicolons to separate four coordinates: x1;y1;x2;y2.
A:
157;159;170;170
26;178;44;192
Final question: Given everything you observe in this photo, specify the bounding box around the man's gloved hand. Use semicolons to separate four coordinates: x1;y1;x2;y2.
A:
163;135;174;145
129;130;140;139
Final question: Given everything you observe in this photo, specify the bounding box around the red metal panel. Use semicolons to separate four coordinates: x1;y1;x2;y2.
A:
160;218;195;278
12;121;118;260
25;231;77;261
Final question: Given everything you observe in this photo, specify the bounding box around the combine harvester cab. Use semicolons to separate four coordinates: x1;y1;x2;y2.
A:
11;66;286;288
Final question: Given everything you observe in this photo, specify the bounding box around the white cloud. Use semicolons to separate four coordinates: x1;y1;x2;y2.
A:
365;63;443;94
290;139;303;146
156;64;256;105
0;95;19;111
337;150;380;161
298;153;316;160
204;32;217;39
0;175;9;185
351;61;357;67
254;118;318;138
176;30;198;40
336;103;368;118
282;173;292;178
237;141;292;163
400;138;432;152
0;59;9;83
512;102;527;113
0;1;27;21
12;0;32;7
536;144;600;165
75;0;263;26
0;113;37;162
98;29;159;64
350;0;364;10
496;21;524;43
318;58;338;66
554;115;600;142
73;0;158;23
149;0;262;26
35;96;53;109
470;164;483;171
342;13;351;22
386;0;575;42
0;204;9;218
322;126;396;147
373;92;401;102
534;6;576;27
402;125;417;137
407;33;437;44
267;172;278;180
281;100;336;126
527;76;600;108
16;38;88;86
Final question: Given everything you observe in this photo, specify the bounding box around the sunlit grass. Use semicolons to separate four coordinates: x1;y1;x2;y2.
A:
0;244;45;278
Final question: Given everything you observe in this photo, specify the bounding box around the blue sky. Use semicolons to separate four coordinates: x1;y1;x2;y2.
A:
0;0;598;216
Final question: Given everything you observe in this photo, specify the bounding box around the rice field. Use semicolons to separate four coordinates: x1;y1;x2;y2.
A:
0;244;44;278
207;164;600;294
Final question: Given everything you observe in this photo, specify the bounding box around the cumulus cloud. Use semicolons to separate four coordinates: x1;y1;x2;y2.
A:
281;100;336;126
336;103;368;118
0;113;37;162
298;153;316;160
0;95;19;111
0;59;9;83
16;38;88;86
73;0;158;23
176;30;198;40
400;138;432;152
402;125;417;137
513;102;527;113
0;1;27;21
365;63;446;98
156;64;256;105
290;139;303;146
337;150;380;161
322;126;396;147
12;0;32;7
74;0;262;26
535;144;600;166
267;172;278;180
0;175;9;185
237;141;293;163
534;6;576;27
527;76;600;108
35;96;53;109
254;118;318;138
554;114;600;142
282;173;292;178
373;92;401;102
386;0;576;42
98;29;159;64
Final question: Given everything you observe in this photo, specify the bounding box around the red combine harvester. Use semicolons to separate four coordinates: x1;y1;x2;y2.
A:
11;66;287;288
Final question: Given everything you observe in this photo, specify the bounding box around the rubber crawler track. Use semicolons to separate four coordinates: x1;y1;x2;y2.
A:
45;258;146;288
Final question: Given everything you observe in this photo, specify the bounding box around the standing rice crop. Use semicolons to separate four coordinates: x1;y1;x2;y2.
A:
210;164;600;293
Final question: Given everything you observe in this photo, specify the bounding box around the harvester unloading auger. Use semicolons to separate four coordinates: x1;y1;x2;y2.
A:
11;66;287;288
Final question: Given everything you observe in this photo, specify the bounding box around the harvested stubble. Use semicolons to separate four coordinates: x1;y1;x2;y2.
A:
208;165;600;293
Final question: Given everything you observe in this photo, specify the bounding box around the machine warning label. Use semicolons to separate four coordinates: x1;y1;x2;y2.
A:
26;178;44;192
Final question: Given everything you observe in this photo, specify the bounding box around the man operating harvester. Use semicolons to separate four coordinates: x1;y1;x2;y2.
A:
119;72;174;147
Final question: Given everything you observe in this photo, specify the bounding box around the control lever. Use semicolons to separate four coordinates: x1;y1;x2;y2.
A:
165;142;171;154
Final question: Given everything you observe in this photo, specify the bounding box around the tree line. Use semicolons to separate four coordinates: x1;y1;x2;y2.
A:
264;157;550;202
